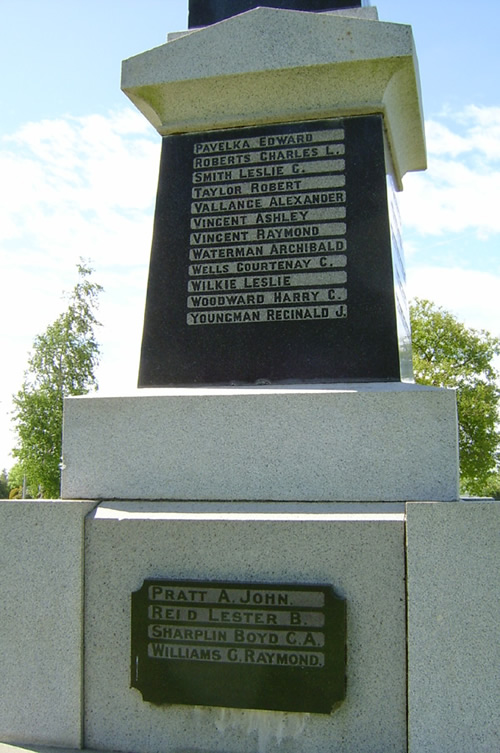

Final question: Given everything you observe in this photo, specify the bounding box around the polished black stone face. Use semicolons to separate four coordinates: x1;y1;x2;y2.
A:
189;0;364;27
131;579;346;714
139;115;409;386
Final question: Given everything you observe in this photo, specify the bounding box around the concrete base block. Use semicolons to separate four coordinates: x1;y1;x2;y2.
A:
84;501;406;753
406;500;500;753
61;384;459;502
0;500;97;748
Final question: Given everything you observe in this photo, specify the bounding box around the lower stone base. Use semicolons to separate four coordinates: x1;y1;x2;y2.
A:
84;502;407;753
1;500;499;753
61;383;458;501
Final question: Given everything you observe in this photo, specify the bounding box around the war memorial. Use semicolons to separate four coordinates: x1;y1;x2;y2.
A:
1;2;498;753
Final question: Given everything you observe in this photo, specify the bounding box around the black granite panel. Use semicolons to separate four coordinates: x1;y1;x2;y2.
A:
189;1;365;27
138;115;404;385
131;579;346;714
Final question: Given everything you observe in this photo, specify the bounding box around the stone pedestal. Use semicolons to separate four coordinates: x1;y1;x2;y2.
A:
2;496;499;753
2;385;498;753
61;384;459;502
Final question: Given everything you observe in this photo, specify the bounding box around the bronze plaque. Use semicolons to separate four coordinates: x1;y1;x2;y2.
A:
131;579;346;713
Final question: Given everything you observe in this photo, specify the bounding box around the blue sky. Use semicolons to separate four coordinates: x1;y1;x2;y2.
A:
1;0;499;470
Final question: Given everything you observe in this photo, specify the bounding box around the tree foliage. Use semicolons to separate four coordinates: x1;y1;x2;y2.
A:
12;262;102;498
410;298;500;495
482;472;500;500
0;469;10;499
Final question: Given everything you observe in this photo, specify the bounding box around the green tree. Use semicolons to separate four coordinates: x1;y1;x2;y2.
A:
7;461;31;498
410;298;500;495
482;472;500;499
0;469;10;498
12;261;102;498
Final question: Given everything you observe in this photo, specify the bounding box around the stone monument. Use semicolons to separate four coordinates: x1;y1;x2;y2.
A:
1;4;498;753
135;0;414;386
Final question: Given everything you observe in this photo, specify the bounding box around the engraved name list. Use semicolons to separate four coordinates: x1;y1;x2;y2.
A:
146;583;326;668
187;127;348;326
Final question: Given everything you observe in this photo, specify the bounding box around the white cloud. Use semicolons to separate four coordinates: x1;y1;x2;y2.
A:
1;108;160;468
424;121;470;158
1;109;159;265
425;106;500;161
407;266;500;339
400;105;500;237
457;105;500;161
